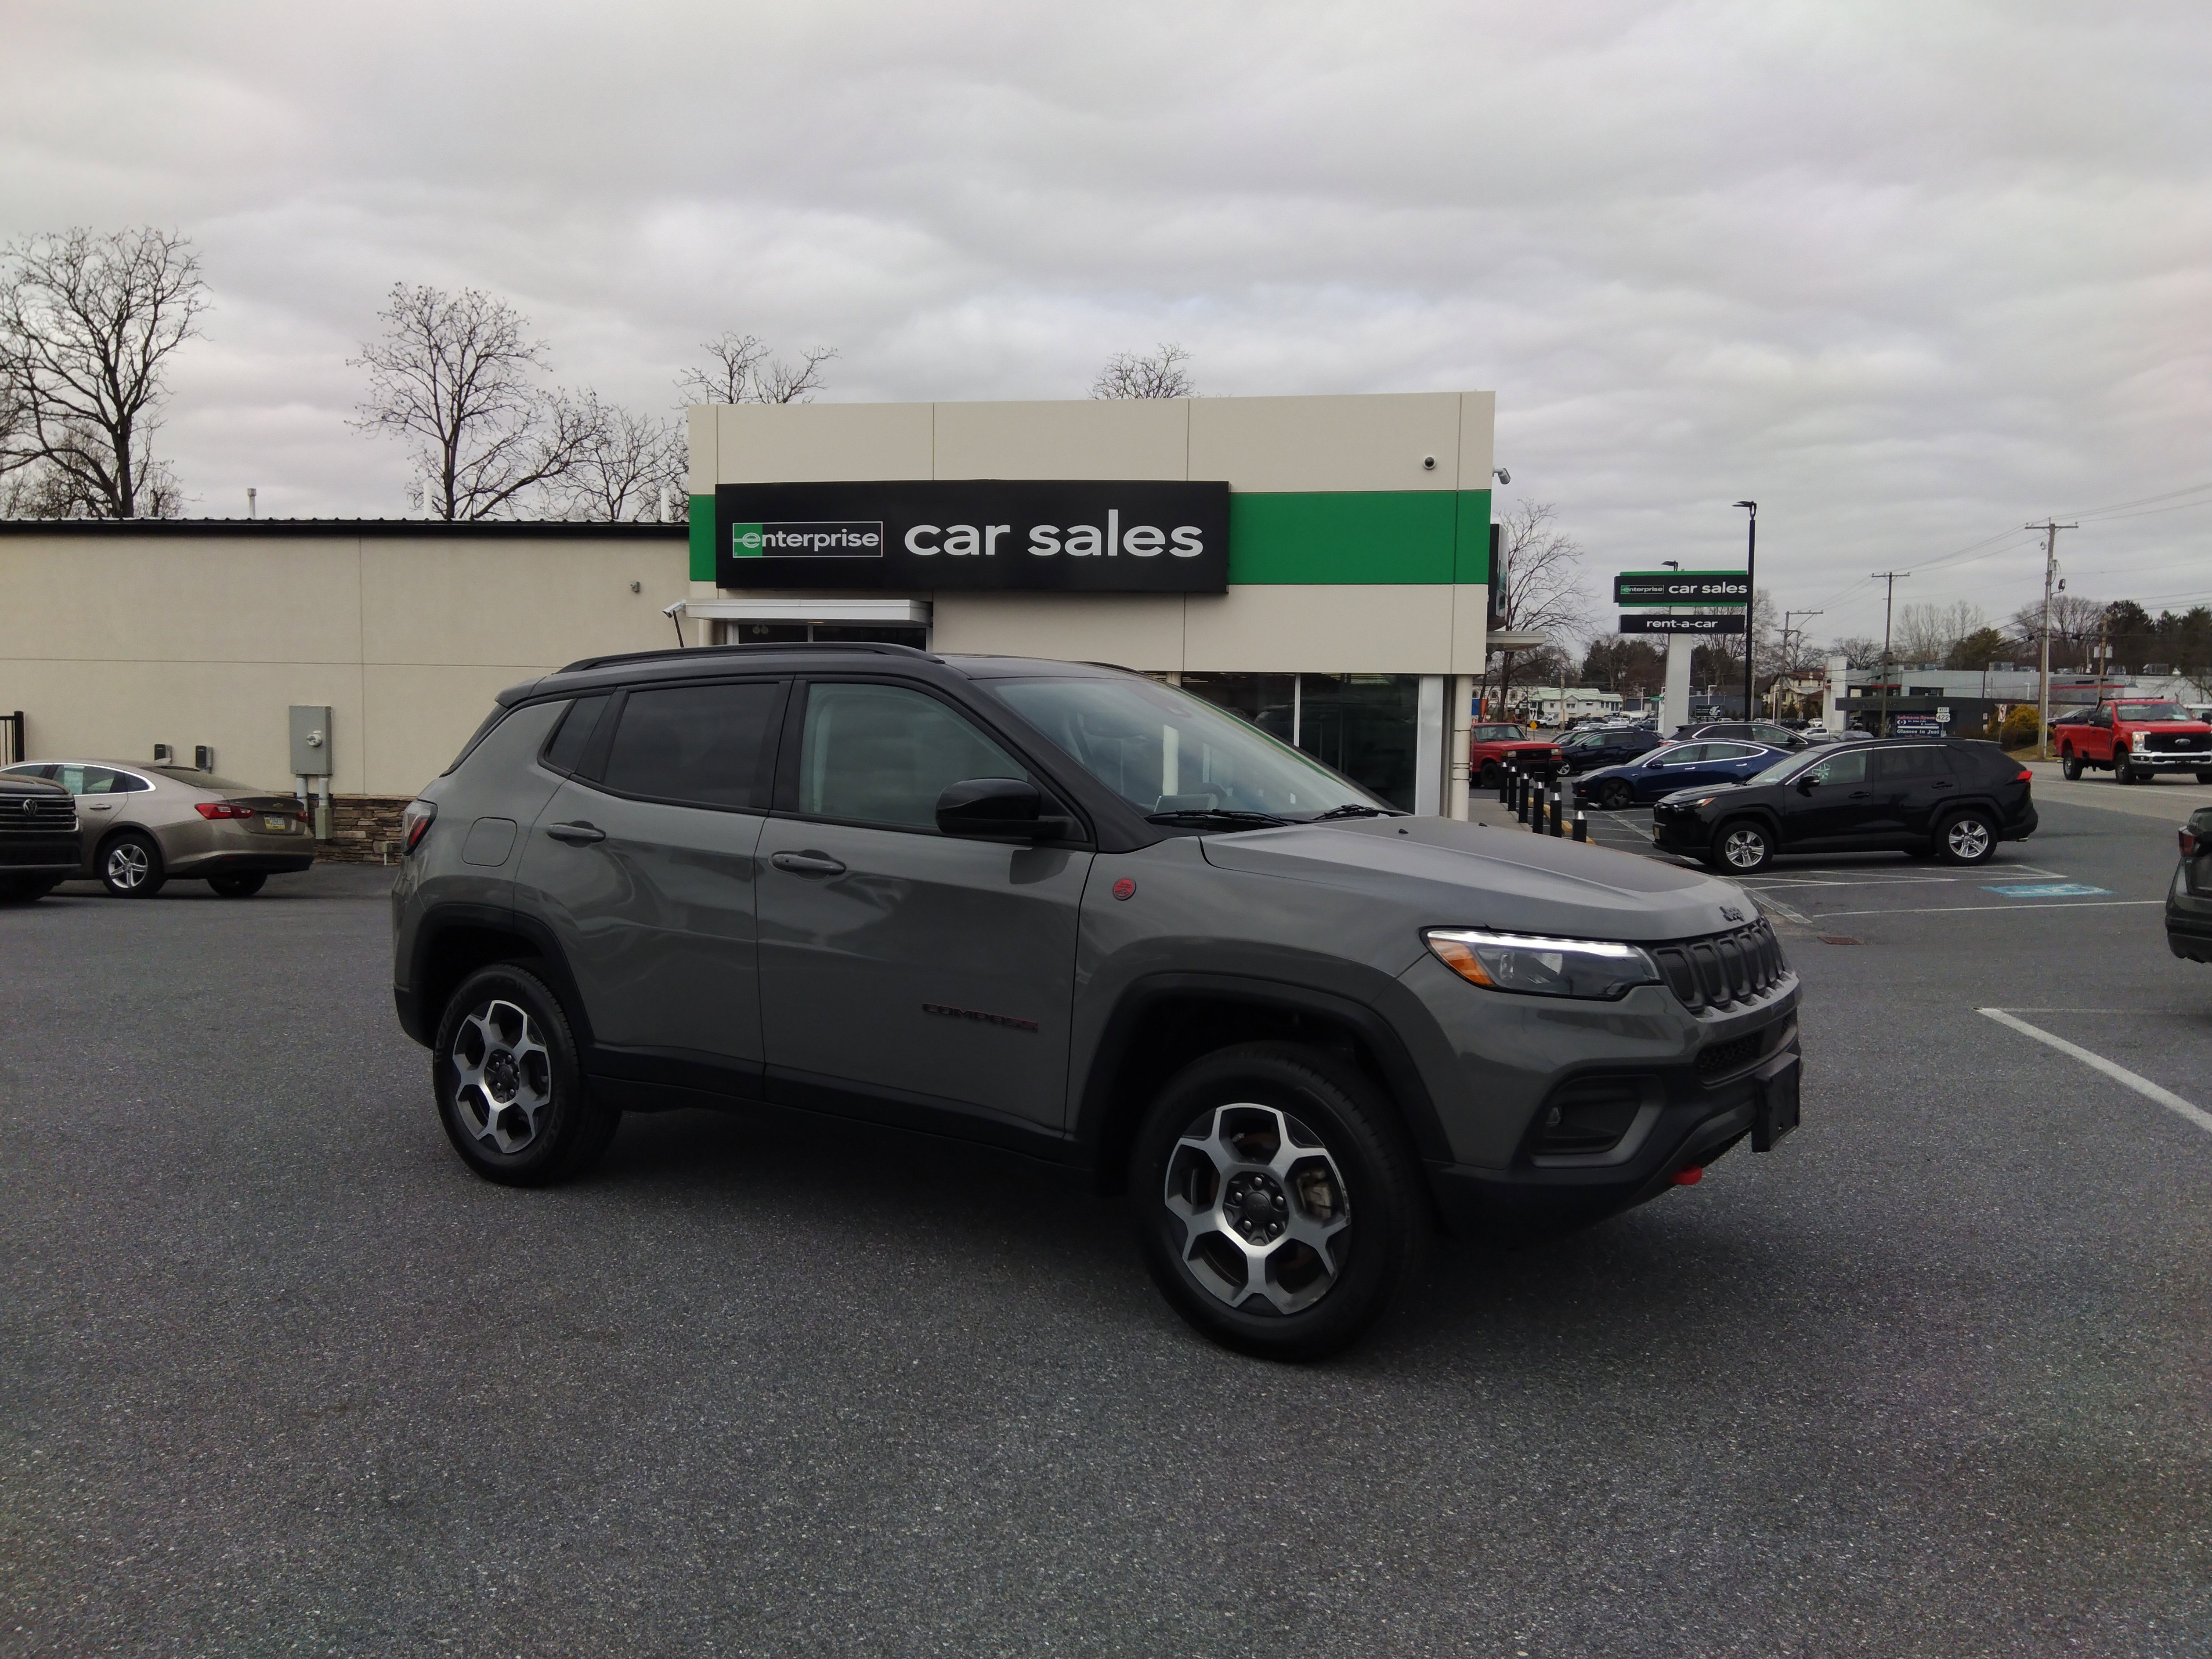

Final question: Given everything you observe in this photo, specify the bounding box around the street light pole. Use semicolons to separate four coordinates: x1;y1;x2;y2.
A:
1732;502;1757;718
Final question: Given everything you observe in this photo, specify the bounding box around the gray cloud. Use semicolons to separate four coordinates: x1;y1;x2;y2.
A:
4;0;2208;641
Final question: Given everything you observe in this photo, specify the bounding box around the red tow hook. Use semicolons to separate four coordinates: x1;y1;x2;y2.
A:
1671;1166;1704;1186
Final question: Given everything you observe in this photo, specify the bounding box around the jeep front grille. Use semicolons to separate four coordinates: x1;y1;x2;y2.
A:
1652;919;1789;1013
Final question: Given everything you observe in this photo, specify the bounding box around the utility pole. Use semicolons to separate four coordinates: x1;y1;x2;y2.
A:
1777;609;1822;719
2026;521;2076;759
1870;572;1911;735
1734;502;1757;717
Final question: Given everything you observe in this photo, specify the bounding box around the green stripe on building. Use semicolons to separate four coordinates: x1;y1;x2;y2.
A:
1218;488;1490;585
689;494;716;581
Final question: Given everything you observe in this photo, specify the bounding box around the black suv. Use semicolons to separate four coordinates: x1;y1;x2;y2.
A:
0;771;79;902
393;644;1803;1358
1651;737;2037;874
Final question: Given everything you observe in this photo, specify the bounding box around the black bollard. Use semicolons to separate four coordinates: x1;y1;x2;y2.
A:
1549;787;1564;837
1573;809;1588;843
1498;764;1512;806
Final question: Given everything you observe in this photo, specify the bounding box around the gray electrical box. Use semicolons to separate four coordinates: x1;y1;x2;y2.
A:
289;705;333;777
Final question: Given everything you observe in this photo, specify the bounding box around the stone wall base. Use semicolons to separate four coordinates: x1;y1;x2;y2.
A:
320;795;415;864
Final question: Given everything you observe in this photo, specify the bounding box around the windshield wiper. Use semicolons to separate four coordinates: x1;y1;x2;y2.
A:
1306;803;1402;820
1144;808;1293;829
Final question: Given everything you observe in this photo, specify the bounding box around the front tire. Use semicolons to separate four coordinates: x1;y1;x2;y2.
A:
432;964;619;1187
1596;779;1633;810
101;832;167;898
1937;809;1998;865
1708;819;1774;874
208;872;267;897
0;876;58;903
1130;1042;1427;1361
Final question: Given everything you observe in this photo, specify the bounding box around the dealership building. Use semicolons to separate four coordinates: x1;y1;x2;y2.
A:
0;391;1497;848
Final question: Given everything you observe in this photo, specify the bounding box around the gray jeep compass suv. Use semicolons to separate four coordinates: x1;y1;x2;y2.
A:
392;644;1802;1358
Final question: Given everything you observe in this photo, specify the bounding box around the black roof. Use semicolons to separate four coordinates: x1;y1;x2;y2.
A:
505;643;1126;705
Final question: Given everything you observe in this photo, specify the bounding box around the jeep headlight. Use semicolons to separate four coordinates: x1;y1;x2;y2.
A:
1423;928;1661;1000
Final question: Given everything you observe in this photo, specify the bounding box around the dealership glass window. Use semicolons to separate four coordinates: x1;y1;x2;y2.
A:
1178;673;1422;811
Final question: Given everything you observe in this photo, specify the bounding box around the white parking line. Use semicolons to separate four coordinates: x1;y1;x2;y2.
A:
1814;899;2159;918
1979;1008;2212;1137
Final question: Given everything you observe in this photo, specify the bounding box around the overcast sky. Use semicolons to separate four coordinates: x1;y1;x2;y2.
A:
5;1;2208;646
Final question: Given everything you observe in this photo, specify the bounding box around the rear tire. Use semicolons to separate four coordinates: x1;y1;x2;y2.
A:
2060;749;2082;780
1936;809;1998;865
1597;780;1633;810
100;832;167;898
2197;770;2212;786
1130;1041;1427;1361
208;872;267;897
1708;818;1774;874
432;964;620;1187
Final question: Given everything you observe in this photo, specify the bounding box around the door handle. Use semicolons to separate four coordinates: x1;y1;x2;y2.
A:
545;821;606;845
86;803;115;811
771;850;846;876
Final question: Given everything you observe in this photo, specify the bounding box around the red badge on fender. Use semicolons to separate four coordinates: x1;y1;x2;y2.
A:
1111;878;1136;901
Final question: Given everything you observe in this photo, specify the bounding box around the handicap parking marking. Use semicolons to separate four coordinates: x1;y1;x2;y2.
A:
1813;898;2158;918
1982;882;2113;898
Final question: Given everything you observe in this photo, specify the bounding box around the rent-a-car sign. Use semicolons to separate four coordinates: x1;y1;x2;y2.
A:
1615;571;1750;605
714;480;1230;592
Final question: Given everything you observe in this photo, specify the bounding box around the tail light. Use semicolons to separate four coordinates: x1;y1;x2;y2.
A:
2015;769;2033;783
401;798;436;854
2184;827;2202;858
195;801;254;820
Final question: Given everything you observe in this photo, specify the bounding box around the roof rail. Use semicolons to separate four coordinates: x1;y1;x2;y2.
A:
556;641;941;674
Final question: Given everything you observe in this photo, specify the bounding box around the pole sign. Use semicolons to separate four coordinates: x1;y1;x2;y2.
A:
714;480;1230;593
1618;613;1747;636
1614;571;1750;606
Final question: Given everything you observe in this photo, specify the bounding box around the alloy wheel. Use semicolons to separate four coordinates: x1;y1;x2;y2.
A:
450;999;553;1154
106;842;152;891
1600;782;1632;810
1721;826;1768;869
1945;817;1992;861
1163;1103;1350;1316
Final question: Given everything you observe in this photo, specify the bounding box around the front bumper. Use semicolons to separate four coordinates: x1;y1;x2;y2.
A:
2128;748;2211;770
0;833;84;876
1427;1039;1800;1239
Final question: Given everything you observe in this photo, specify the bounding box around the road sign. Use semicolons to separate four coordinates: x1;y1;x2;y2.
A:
1618;613;1747;635
1615;571;1751;606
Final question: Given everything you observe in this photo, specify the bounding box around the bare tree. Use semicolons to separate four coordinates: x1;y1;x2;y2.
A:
553;395;685;523
2006;593;2105;672
675;331;836;406
1892;599;1985;667
1832;636;1885;669
1091;343;1195;400
0;227;206;518
351;285;602;520
1483;500;1590;713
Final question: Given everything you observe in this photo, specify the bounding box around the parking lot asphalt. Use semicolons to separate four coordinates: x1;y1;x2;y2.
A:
5;799;2210;1658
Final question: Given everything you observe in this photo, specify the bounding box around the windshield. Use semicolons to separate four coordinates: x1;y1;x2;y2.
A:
1471;725;1525;742
2114;702;2189;722
149;767;267;792
987;676;1382;820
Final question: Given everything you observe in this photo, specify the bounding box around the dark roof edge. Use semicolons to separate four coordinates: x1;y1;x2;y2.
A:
0;517;685;539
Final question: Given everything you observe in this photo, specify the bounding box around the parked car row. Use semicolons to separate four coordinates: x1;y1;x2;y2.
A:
0;760;316;901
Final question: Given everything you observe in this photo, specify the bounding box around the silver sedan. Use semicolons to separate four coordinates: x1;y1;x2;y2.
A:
0;760;316;897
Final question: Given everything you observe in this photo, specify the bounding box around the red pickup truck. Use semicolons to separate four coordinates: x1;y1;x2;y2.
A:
1467;722;1564;786
2056;697;2212;785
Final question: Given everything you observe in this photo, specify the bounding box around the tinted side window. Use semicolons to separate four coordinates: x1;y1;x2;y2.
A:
1704;744;1759;761
600;682;783;810
1659;745;1707;764
1808;750;1868;786
1871;747;1944;783
541;694;611;776
798;682;1023;831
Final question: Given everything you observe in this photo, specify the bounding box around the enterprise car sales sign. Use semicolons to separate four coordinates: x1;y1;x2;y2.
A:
1614;571;1751;606
714;480;1230;593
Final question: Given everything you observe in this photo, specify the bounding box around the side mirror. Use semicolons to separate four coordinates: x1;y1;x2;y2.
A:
935;777;1070;841
1797;777;1820;794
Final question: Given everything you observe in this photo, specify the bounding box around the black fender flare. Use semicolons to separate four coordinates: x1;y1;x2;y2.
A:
402;900;597;1054
1070;970;1454;1176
